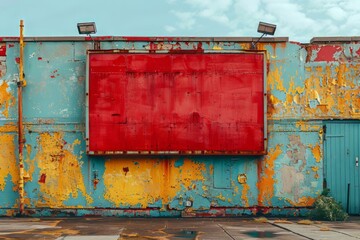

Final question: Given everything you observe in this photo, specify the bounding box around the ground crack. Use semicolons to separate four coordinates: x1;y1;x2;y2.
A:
270;222;314;240
216;224;235;240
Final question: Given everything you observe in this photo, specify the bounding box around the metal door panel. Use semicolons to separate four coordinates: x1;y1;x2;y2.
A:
325;121;360;214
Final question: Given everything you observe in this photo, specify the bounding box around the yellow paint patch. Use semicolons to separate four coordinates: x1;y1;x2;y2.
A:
0;134;18;191
295;121;321;132
216;193;226;201
257;145;282;206
24;144;35;181
35;132;92;207
287;196;316;207
231;180;239;194
268;66;286;92
103;158;206;207
5;209;15;216
0;124;17;133
311;166;320;179
212;45;223;50
311;144;322;163
268;60;360;119
268;94;281;116
241;183;250;207
311;166;319;172
0;81;15;118
239;43;251;50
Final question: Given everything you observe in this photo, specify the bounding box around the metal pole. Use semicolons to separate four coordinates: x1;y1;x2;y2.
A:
18;19;25;216
346;183;350;214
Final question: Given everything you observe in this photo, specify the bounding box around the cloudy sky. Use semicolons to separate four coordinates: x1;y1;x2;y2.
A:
1;0;359;43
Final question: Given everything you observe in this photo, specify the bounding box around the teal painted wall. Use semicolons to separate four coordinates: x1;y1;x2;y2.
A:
0;38;359;216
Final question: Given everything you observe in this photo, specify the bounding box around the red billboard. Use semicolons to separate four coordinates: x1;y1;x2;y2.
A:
87;51;266;155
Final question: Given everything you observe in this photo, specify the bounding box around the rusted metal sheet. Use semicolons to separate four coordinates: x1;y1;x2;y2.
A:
87;51;266;155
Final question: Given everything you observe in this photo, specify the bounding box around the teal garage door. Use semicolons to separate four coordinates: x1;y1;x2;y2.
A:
325;121;360;214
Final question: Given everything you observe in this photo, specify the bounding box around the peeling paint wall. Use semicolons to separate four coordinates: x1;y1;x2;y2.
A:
0;38;359;217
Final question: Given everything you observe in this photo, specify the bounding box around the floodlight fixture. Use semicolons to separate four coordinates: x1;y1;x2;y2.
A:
257;22;276;35
252;21;277;49
77;22;97;35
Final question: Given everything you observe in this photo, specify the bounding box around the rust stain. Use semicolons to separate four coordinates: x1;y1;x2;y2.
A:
257;145;282;206
0;134;18;191
93;178;99;190
305;45;313;62
0;81;15;118
123;167;129;176
103;158;206;207
237;174;247;184
35;132;92;207
38;173;46;183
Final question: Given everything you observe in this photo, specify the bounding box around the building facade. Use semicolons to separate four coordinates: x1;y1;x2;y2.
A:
0;36;359;216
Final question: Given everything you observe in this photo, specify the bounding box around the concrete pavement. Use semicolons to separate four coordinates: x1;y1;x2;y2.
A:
0;217;359;239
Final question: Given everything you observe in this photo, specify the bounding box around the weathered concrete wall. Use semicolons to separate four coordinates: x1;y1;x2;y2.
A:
0;37;359;217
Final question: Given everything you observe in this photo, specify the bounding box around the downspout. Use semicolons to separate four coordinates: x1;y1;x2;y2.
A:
18;19;26;216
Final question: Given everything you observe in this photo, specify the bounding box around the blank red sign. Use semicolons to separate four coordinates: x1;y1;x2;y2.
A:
87;52;265;155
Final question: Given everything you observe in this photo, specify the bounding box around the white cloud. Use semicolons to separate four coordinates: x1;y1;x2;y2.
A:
172;11;196;30
168;0;360;42
326;6;347;21
183;0;233;25
165;25;176;33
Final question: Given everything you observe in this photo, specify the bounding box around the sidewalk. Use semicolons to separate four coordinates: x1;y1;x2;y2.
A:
0;217;359;239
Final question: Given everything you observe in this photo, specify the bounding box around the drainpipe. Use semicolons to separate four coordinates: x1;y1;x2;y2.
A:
18;19;26;216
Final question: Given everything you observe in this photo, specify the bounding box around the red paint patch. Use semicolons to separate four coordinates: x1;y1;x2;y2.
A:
93;179;99;189
314;45;342;62
356;47;360;57
38;173;46;183
8;44;14;48
0;45;6;56
0;37;19;42
50;75;55;78
289;41;301;45
15;57;20;64
123;167;129;176
38;57;42;60
88;52;265;154
121;36;182;42
94;36;113;41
